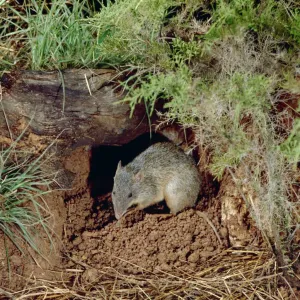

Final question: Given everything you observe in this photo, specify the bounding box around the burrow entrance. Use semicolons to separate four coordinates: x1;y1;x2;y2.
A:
88;132;170;198
63;133;225;275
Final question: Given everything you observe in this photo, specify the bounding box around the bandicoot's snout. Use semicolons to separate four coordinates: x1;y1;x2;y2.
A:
114;210;121;220
113;205;125;220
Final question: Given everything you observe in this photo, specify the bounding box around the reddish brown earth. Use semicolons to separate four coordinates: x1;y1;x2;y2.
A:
0;142;278;295
64;195;225;275
62;147;228;276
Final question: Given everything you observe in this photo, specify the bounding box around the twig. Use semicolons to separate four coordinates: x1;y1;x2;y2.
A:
0;287;14;299
195;211;223;246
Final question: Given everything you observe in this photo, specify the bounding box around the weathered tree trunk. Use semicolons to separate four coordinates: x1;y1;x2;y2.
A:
1;69;150;148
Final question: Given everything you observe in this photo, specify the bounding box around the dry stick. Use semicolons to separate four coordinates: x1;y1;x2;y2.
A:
84;73;92;96
57;69;66;115
195;211;222;246
0;287;14;299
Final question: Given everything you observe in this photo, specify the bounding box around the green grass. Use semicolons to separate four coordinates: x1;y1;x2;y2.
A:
0;0;101;70
204;0;300;47
1;0;299;70
0;129;56;255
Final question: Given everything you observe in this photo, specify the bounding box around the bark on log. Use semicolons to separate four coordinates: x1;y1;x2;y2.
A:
1;69;150;148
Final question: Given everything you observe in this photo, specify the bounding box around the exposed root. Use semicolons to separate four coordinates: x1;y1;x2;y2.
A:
195;211;223;246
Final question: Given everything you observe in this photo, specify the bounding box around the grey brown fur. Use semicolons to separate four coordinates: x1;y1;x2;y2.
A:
112;142;201;219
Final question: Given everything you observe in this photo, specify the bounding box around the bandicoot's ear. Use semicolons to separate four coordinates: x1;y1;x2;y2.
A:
134;171;144;182
116;161;122;174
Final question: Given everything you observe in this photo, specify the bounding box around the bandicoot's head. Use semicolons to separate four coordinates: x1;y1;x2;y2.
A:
111;161;144;219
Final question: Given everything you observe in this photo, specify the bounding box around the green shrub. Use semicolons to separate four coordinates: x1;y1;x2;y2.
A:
206;0;300;46
280;118;300;165
89;0;178;67
121;64;193;117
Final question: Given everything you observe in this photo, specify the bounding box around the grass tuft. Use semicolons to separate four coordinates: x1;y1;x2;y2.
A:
0;130;56;256
0;0;101;70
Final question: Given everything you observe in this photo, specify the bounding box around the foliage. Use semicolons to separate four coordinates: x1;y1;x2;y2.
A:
89;0;177;66
121;64;193;117
0;0;101;70
0;133;55;255
206;0;300;46
280;118;300;165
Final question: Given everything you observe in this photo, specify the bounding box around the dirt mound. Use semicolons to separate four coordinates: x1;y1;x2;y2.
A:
64;191;227;275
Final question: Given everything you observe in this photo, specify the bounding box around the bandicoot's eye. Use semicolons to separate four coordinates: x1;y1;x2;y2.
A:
128;193;133;198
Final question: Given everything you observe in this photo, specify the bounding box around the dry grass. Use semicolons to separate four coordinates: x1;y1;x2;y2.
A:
2;249;298;300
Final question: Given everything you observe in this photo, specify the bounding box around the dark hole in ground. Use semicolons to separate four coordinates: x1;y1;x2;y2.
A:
88;132;169;198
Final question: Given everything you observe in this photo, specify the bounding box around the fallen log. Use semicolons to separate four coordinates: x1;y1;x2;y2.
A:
1;69;150;148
